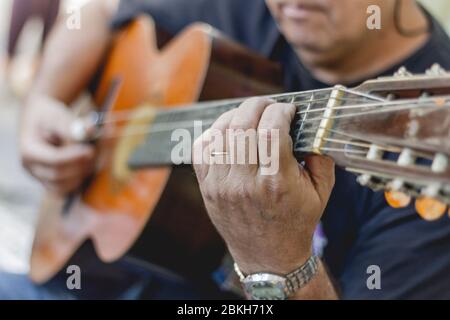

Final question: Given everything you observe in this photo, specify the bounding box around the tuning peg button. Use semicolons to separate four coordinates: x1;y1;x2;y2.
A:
415;197;447;221
394;66;413;77
385;191;411;208
426;63;448;76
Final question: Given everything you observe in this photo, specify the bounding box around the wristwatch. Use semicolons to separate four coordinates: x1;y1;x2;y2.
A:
234;256;319;300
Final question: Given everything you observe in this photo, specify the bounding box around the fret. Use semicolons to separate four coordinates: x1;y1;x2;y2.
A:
128;86;386;167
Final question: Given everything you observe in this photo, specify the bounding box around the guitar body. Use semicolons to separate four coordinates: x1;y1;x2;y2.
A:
30;16;283;283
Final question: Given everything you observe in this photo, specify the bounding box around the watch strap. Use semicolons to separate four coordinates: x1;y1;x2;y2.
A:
285;255;319;294
234;255;320;298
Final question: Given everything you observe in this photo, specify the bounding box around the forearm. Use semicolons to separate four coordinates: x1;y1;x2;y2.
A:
29;0;119;104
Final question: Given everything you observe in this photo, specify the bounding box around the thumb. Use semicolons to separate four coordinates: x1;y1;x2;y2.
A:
304;155;335;202
24;139;95;166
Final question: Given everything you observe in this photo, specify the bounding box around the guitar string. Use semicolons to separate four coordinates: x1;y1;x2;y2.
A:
89;88;335;121
90;100;449;140
297;129;436;159
87;87;385;125
85;94;449;135
300;102;447;124
295;147;368;155
90;96;371;125
93;121;436;163
295;97;450;115
302;137;435;159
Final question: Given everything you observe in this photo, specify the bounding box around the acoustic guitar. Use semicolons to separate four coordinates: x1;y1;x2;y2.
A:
30;16;450;283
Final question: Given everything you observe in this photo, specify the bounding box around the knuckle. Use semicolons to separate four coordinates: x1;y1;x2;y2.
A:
221;188;242;204
259;176;287;200
202;184;219;202
239;97;272;113
240;184;254;201
214;109;235;127
222;109;237;118
243;97;266;106
265;103;284;114
266;103;292;117
202;182;242;204
229;119;251;131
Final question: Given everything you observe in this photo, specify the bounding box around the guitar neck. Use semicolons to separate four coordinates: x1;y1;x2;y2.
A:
123;75;450;210
127;86;381;168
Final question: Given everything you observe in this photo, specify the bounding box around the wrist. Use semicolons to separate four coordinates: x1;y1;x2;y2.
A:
234;255;320;300
232;247;313;275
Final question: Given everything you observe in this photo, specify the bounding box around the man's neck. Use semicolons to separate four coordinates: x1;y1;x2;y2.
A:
297;4;430;85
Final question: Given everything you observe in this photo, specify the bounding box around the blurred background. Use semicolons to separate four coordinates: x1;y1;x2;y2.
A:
0;0;449;275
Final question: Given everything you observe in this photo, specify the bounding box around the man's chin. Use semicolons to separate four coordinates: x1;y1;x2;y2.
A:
285;35;328;54
280;24;329;49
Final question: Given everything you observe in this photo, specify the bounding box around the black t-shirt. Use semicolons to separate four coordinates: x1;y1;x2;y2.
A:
112;0;450;299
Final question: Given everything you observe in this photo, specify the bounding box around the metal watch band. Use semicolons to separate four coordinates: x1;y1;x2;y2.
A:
234;255;320;297
285;255;319;294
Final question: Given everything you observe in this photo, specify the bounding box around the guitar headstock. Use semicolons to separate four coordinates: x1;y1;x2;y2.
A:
355;63;450;98
296;65;450;220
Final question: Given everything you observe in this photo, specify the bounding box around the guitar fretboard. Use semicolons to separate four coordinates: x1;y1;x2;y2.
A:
128;87;383;168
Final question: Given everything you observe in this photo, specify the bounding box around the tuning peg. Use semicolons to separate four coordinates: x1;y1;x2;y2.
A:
356;173;384;191
394;66;413;77
422;184;441;198
432;153;448;173
398;148;415;166
390;179;405;191
385;191;411;208
357;174;371;186
415;197;447;221
426;63;448;76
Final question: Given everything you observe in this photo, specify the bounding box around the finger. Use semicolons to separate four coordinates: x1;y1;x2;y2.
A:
228;98;274;176
193;128;212;181
229;97;275;130
204;110;235;181
257;103;297;175
27;160;94;184
23;142;95;168
193;110;235;181
303;155;335;203
42;175;86;195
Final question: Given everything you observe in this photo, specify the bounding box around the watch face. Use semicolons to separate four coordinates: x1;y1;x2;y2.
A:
244;274;288;300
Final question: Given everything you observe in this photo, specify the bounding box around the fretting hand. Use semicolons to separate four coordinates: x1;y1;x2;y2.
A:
193;97;335;275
